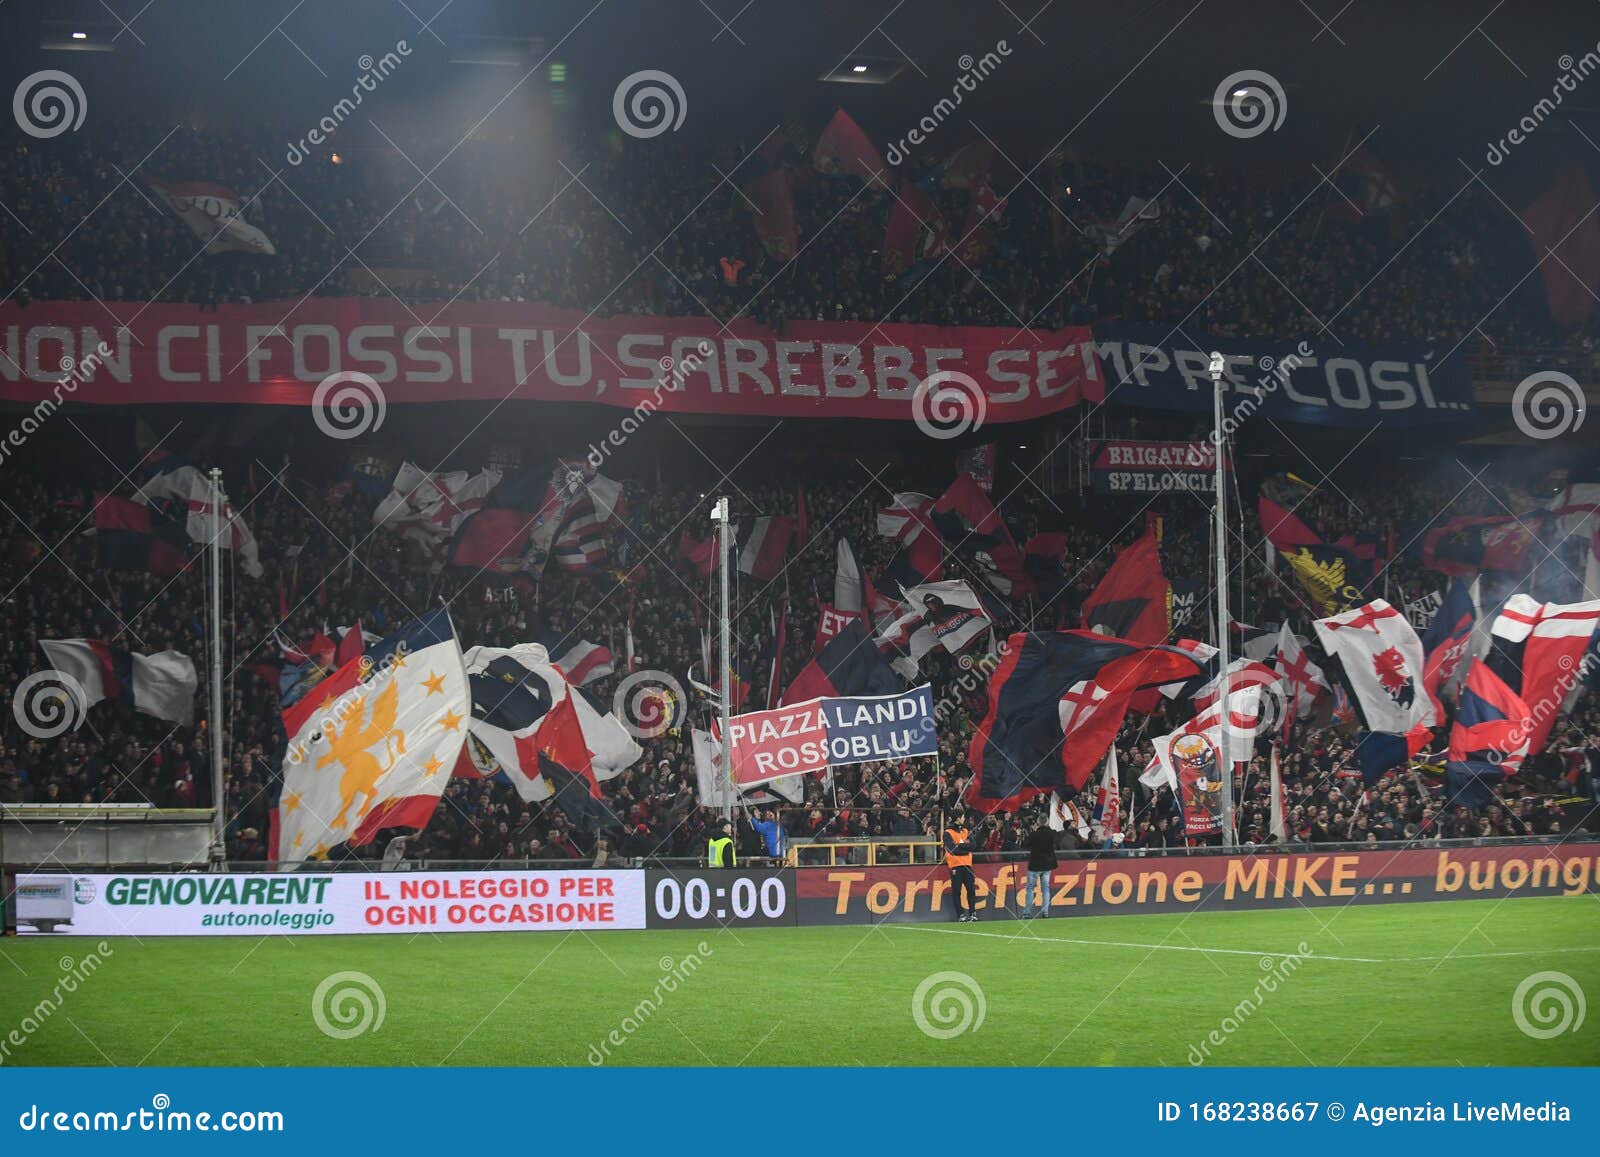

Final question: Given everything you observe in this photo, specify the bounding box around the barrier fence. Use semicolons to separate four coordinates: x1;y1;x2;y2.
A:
6;836;1597;937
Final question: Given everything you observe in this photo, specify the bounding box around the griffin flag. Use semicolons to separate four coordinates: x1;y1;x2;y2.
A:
271;609;471;866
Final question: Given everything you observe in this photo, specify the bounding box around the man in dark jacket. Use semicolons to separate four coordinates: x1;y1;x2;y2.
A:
1022;819;1057;918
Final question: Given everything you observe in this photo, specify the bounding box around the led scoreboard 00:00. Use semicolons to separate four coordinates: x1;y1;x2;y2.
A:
644;869;796;928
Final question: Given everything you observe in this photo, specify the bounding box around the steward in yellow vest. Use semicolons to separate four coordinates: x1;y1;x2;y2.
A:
707;820;737;867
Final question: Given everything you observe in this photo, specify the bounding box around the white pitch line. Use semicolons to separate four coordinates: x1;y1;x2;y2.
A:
894;923;1385;963
1388;945;1600;962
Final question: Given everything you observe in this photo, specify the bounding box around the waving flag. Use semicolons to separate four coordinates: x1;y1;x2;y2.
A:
374;463;503;545
92;493;189;575
148;179;276;255
1083;519;1169;643
781;620;902;706
1058;642;1205;790
1268;744;1289;843
1147;726;1226;836
813;109;885;181
1092;747;1121;842
738;516;795;581
877;580;992;667
883;182;947;276
552;640;615;687
271;610;469;865
36;640;197;727
878;492;935;541
1421;515;1540;577
1445;660;1533;808
134;464;263;578
968;631;1203;812
1282;543;1367;615
1192;658;1281;716
761;600;788;710
1420;578;1477;717
1487;594;1600;753
463;642;641;802
878;489;946;590
1258;490;1321;553
835;537;867;614
747;168;797;260
1314;600;1433;734
449;508;535;573
1272;623;1327;719
931;473;1009;546
678;529;718;576
536;695;623;833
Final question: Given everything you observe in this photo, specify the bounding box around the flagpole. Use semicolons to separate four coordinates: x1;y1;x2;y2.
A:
714;496;735;825
207;467;228;868
1209;353;1236;849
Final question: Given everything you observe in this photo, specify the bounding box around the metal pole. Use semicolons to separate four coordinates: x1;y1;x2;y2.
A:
715;496;735;824
208;468;227;867
1208;354;1235;849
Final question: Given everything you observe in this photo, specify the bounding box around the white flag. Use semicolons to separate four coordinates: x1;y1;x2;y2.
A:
1268;744;1288;843
133;464;262;578
691;729;801;807
37;640;197;726
1272;622;1326;719
1313;599;1433;733
148;179;276;255
273;612;469;866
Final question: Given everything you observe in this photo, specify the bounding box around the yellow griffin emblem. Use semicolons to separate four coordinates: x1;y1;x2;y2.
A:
1284;548;1364;614
316;679;407;831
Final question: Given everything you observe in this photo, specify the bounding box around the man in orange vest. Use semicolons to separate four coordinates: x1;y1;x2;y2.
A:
943;813;977;922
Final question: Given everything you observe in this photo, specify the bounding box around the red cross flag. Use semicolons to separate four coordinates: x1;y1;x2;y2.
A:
1313;599;1433;735
1272;622;1327;719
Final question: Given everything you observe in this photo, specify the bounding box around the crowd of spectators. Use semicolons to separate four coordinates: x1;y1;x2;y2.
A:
3;110;1598;866
4;118;1598;371
1;424;1595;869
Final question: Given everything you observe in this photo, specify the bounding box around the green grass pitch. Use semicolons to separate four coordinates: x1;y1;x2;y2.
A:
3;897;1597;1066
